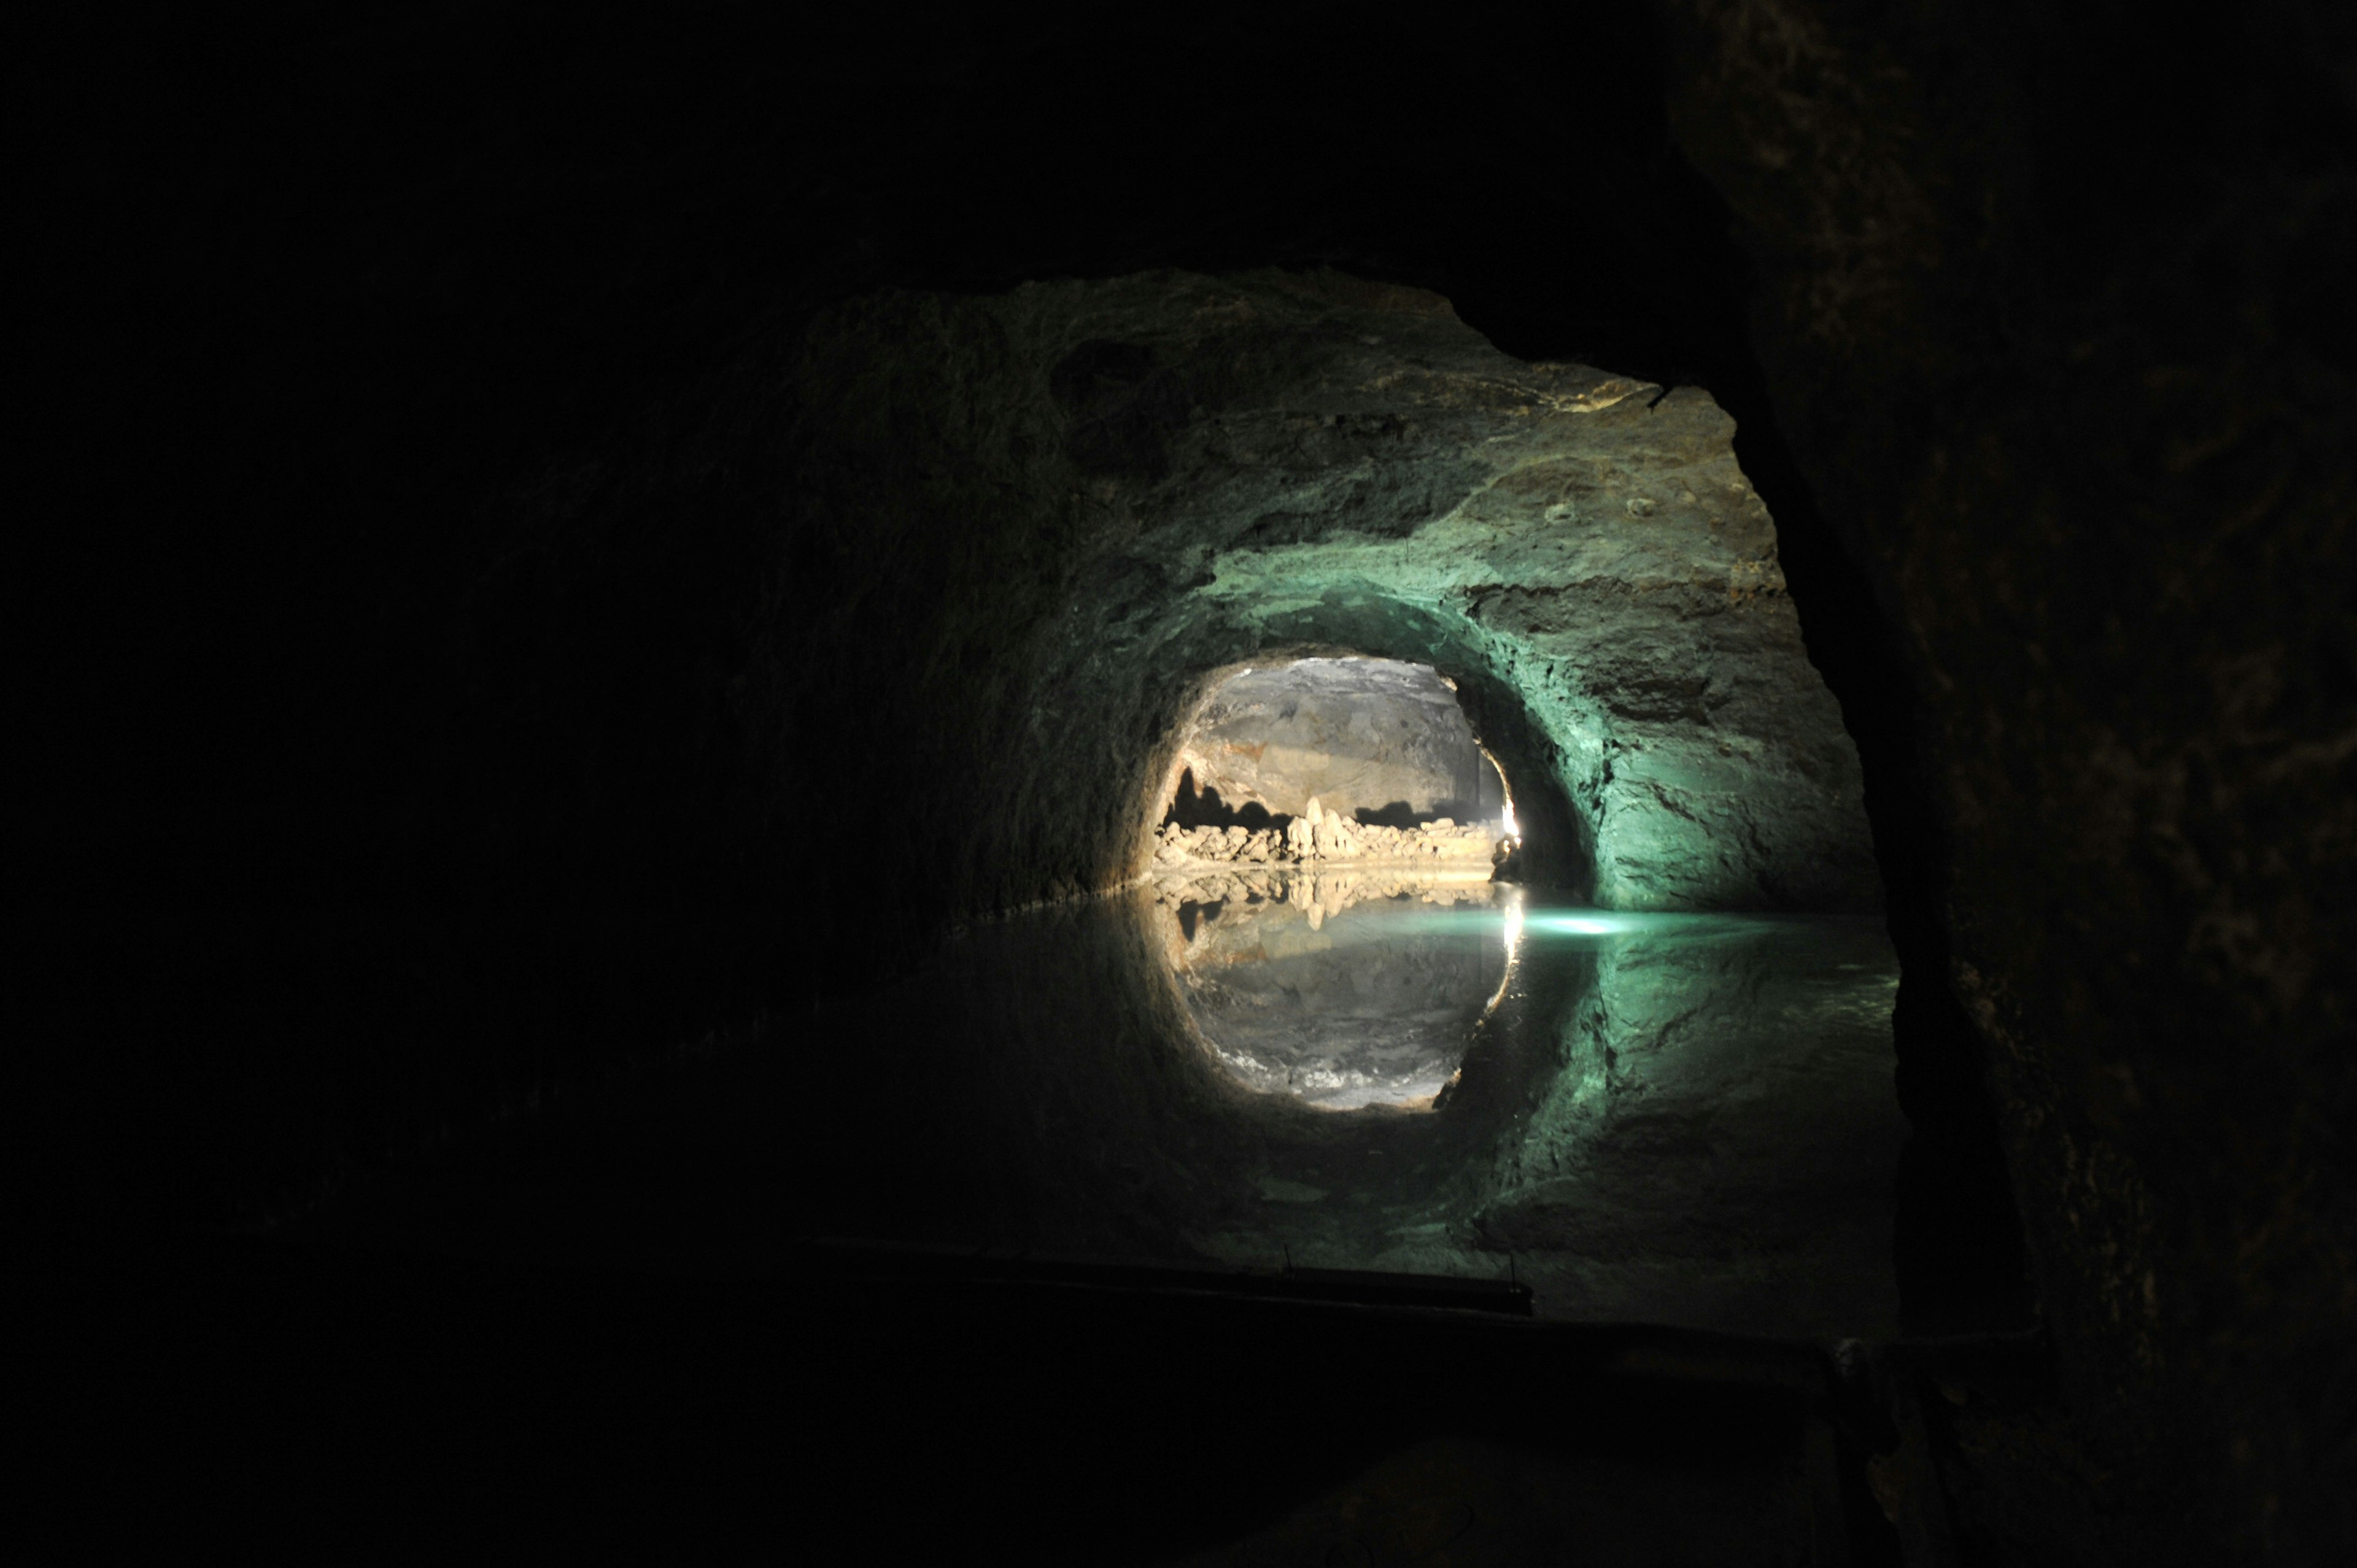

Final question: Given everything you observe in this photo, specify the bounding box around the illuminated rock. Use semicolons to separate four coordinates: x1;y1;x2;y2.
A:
768;268;1878;914
1173;659;1498;824
1283;816;1313;858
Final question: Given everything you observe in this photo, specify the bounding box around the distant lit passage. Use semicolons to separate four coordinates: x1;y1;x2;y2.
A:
1144;655;1525;1108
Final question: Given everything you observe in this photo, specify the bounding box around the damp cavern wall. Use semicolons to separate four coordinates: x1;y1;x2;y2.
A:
1654;6;2357;1561
719;269;1875;925
22;5;2356;1562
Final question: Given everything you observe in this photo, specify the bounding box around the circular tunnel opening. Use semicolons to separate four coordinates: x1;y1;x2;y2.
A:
780;270;1897;1328
1141;655;1525;1112
1153;655;1514;866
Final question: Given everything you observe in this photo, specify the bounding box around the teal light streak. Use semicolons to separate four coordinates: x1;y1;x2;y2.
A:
1528;914;1628;937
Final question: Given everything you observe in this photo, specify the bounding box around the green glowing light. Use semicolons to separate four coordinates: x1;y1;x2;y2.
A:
1528;914;1628;936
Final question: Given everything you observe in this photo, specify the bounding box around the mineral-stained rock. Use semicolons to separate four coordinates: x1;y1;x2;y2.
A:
1656;9;2357;1551
760;269;1875;913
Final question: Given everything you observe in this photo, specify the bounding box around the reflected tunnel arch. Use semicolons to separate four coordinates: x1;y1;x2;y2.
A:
323;261;1916;1350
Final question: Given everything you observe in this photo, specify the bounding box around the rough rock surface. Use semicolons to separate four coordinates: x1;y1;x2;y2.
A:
1655;3;2357;1556
1169;657;1499;824
754;269;1877;916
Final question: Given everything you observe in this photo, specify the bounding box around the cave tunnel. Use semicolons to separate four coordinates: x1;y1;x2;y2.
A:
27;5;2356;1563
1155;657;1509;838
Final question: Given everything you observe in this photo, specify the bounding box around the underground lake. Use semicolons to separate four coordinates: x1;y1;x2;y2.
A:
283;271;1914;1348
296;879;1904;1342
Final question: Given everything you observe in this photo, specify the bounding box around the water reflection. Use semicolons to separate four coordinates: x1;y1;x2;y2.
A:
1148;873;1509;1109
303;875;1909;1339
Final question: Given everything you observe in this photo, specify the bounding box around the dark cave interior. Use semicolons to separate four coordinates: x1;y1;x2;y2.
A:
20;4;2357;1562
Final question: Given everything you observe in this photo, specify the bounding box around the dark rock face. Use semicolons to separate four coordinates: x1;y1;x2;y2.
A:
1659;1;2357;1557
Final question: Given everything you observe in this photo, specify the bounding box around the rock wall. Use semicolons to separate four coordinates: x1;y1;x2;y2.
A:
1151;815;1498;873
731;270;1879;921
1657;1;2357;1557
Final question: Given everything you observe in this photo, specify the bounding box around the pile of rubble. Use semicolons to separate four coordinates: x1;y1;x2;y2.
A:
1150;796;1498;870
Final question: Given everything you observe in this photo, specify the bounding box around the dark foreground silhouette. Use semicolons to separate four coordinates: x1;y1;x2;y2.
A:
30;1235;1971;1562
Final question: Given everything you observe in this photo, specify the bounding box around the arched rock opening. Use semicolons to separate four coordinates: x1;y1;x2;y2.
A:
1157;657;1506;835
741;270;1879;928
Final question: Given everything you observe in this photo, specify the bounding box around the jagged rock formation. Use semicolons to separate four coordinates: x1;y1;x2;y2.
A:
1651;4;2357;1554
1151;813;1497;871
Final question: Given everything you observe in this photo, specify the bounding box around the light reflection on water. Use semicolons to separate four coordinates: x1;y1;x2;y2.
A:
1149;878;1818;1111
1155;878;1508;1110
1115;874;1907;1332
299;872;1908;1338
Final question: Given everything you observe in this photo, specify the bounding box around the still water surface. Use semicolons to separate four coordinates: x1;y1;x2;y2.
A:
306;876;1906;1338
